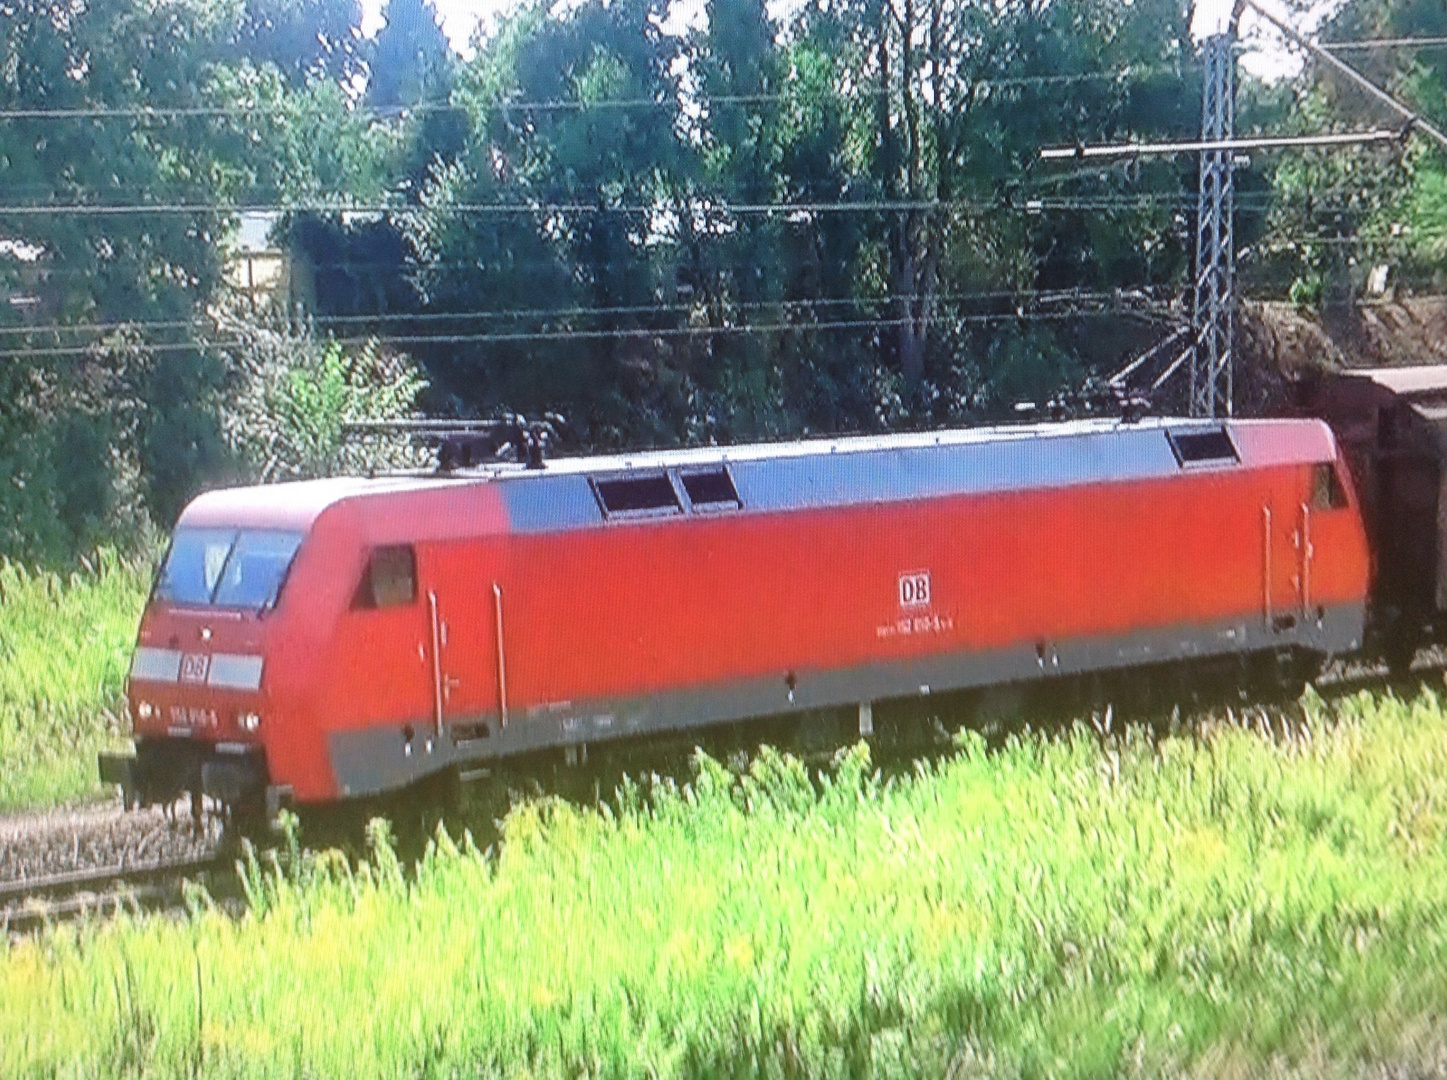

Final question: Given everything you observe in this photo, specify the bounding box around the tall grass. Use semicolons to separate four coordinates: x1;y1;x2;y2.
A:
0;551;150;810
7;689;1447;1077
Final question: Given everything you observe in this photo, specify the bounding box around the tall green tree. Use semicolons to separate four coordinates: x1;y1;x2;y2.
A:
1246;0;1447;304
369;0;467;194
369;0;453;110
221;0;368;85
0;0;232;552
406;0;692;444
0;0;380;558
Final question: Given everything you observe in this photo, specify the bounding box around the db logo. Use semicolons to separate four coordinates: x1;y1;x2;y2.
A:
898;570;931;609
179;653;211;684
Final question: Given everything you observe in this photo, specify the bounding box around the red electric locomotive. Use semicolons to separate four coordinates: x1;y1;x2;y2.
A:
101;415;1370;814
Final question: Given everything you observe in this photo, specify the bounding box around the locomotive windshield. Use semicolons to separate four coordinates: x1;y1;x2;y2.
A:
154;528;304;610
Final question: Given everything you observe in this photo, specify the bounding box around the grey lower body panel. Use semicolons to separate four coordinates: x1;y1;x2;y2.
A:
328;603;1364;799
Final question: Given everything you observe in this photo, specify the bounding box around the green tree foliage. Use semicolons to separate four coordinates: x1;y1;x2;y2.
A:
220;0;368;86
369;0;453;111
205;63;402;204
399;0;1199;446
275;0;463;336
367;0;468;192
402;0;694;444
6;0;1439;565
222;319;428;479
0;0;392;560
0;0;234;558
1252;0;1447;302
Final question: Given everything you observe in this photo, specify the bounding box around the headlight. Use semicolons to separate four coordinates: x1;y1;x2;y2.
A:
136;701;155;721
238;711;262;733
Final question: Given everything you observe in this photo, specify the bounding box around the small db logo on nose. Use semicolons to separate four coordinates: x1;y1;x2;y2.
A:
898;570;931;609
180;653;211;683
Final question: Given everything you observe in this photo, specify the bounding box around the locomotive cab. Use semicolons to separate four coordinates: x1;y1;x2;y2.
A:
99;525;304;817
99;472;490;816
97;479;346;818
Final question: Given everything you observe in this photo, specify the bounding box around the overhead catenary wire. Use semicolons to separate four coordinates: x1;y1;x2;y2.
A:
1252;233;1434;245
0;197;935;216
0;192;1381;275
0;28;1424;389
332;309;1158;347
0;286;1177;339
0;194;1218;217
0;338;240;358
0;184;1374;218
1040;128;1406;160
0;67;1183;122
0;21;1382;361
1242;0;1447;151
0;305;1173;360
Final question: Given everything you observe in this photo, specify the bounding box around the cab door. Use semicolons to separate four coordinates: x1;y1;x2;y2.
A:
1262;496;1297;630
419;540;505;741
1262;472;1319;631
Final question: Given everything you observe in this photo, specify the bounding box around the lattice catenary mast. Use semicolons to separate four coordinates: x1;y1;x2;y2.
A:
1040;0;1446;420
1191;29;1238;419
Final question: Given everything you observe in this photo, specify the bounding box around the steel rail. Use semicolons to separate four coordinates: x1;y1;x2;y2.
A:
0;850;226;906
1;885;182;935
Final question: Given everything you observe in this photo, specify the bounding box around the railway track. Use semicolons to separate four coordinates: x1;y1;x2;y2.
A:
1308;650;1446;700
2;653;1441;936
0;850;231;935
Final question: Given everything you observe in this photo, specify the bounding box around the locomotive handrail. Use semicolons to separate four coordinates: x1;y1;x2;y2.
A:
493;583;509;730
1263;503;1273;628
428;591;444;739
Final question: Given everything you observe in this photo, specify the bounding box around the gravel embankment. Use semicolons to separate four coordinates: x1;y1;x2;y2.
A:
0;800;221;885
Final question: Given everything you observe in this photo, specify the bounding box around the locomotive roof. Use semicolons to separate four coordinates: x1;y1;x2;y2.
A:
498;415;1235;475
178;414;1336;532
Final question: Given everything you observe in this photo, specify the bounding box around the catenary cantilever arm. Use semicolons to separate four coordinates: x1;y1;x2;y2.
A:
1242;0;1447;152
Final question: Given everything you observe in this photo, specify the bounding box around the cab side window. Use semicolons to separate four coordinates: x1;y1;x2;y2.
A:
1311;463;1349;511
354;545;417;609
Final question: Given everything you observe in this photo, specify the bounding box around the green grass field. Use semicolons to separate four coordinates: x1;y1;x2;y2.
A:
0;552;149;810
6;688;1447;1078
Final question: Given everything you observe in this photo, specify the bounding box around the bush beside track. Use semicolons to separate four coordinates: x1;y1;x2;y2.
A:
5;690;1447;1077
0;552;148;811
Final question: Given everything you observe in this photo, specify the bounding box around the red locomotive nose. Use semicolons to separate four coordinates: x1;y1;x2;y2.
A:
109;524;302;814
129;524;287;743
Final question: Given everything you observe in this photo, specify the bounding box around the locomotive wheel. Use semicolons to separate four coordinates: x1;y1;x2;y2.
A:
1246;650;1318;700
1384;638;1418;679
219;804;273;848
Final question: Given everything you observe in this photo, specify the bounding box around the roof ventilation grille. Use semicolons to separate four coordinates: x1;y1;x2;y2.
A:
1167;427;1238;466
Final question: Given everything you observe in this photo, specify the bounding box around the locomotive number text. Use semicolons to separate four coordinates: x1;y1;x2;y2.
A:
169;705;218;729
